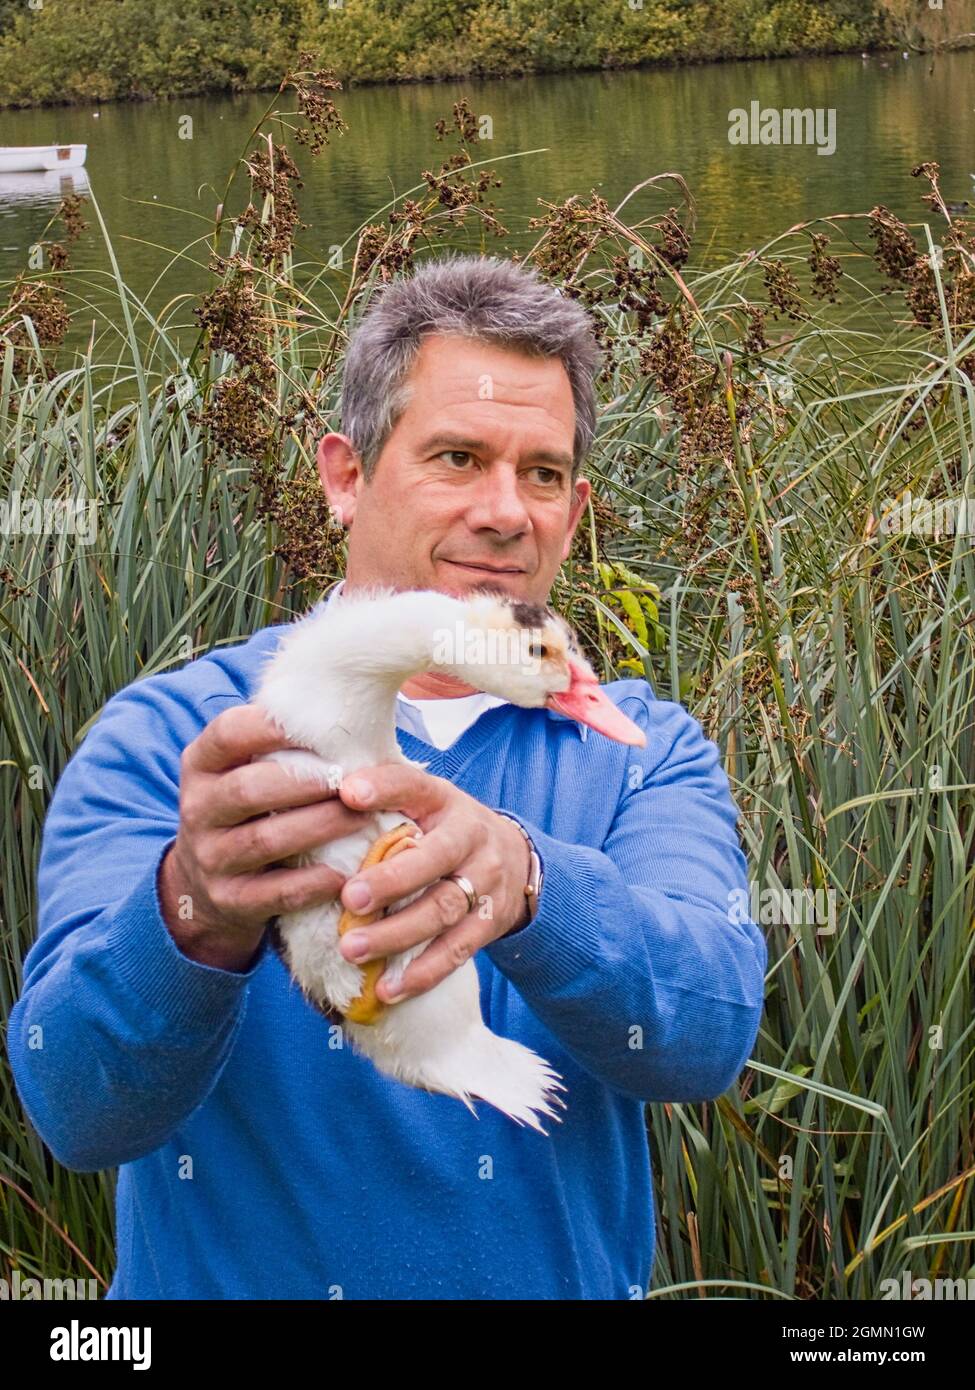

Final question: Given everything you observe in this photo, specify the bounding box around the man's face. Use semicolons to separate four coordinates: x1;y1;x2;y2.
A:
317;334;591;606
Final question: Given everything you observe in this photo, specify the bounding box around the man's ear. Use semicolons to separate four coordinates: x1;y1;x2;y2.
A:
561;476;591;562
317;434;363;528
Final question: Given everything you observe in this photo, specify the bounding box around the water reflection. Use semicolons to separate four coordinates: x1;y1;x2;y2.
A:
0;51;968;332
0;168;90;209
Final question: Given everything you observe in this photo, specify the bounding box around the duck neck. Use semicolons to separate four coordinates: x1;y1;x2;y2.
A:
400;670;479;700
265;588;468;766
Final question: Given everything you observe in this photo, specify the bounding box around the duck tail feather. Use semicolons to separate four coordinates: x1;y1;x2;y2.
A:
349;1020;566;1135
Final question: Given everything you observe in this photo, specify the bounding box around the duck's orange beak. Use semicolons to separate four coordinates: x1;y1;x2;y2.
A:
545;659;646;746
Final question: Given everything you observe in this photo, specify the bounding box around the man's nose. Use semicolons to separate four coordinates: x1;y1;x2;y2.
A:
466;465;532;538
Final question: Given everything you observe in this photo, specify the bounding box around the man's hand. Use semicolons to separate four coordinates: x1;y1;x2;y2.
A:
159;706;368;973
335;765;533;1004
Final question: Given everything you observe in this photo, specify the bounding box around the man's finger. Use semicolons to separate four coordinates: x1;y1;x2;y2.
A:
378;920;486;1003
236;861;346;925
343;874;475;961
221;799;369;873
339;820;473;915
338;763;448;820
205;757;344;829
188;704;296;775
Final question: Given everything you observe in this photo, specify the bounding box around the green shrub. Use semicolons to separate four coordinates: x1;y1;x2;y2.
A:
0;0;892;108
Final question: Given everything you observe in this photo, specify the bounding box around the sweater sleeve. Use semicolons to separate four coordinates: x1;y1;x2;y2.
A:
484;692;767;1104
6;677;270;1173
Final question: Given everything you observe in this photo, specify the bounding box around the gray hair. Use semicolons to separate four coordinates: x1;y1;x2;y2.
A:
339;253;603;482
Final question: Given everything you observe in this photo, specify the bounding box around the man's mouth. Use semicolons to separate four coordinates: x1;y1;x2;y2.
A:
443;560;524;575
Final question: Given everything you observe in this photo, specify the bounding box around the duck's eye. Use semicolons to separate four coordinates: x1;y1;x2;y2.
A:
527;643;550;659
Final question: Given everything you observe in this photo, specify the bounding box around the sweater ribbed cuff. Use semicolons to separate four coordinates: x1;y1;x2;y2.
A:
102;838;268;1032
485;811;610;996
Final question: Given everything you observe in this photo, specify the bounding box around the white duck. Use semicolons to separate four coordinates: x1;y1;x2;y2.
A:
252;584;645;1133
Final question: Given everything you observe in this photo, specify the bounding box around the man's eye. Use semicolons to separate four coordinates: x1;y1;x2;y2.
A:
535;467;561;484
440;451;473;467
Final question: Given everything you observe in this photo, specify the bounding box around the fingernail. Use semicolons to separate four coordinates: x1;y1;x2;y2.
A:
345;778;374;805
380;966;405;1002
341;930;369;960
344;879;371;911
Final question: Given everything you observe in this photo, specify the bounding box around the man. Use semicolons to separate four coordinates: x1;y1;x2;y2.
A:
9;254;766;1300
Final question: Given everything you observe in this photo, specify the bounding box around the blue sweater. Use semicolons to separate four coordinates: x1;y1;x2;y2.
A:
8;607;767;1300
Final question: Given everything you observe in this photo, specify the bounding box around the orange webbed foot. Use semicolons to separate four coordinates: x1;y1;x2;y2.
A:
338;821;421;1025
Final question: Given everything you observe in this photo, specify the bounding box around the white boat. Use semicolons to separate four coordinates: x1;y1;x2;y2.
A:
0;144;87;174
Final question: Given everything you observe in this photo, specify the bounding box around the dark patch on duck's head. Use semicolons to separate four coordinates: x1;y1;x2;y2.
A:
465;583;585;664
510;599;549;631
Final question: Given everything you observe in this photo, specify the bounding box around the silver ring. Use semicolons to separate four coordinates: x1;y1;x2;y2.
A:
445;873;477;915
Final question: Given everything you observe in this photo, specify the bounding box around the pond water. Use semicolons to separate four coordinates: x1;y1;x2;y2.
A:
0;50;971;332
